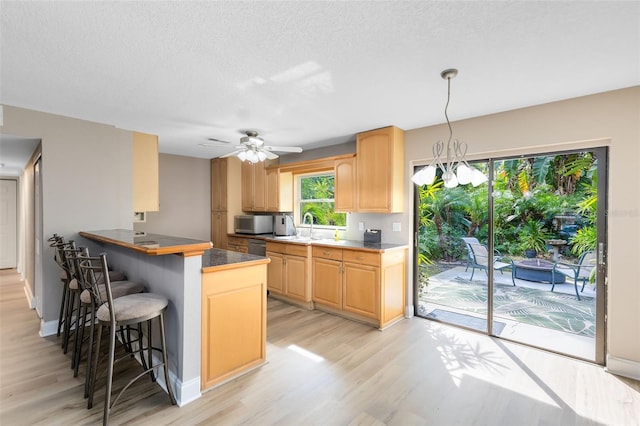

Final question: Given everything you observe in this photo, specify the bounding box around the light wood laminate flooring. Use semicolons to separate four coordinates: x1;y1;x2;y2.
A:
1;269;639;425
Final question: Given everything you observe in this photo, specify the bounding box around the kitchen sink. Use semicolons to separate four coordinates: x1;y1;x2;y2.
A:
272;235;312;242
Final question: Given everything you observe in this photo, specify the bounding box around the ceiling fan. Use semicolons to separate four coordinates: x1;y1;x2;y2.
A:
205;131;303;163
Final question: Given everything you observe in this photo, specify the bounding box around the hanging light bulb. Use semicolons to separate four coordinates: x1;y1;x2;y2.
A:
237;150;247;161
412;69;486;188
471;168;488;186
257;150;267;162
456;163;473;185
411;164;437;186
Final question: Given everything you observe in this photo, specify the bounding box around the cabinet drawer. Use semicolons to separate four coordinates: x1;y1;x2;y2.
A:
312;246;343;261
266;242;286;253
228;245;249;254
285;243;309;257
227;236;248;247
343;250;380;267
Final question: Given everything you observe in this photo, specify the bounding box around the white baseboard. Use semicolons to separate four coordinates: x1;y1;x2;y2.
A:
39;319;58;337
176;376;202;407
23;280;35;309
606;354;640;381
404;304;414;318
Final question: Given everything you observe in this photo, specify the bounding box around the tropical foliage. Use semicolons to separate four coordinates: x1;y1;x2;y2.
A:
417;153;599;269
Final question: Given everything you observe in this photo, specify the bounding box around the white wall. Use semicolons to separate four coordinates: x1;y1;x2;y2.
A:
1;106;133;328
404;86;640;374
134;153;211;241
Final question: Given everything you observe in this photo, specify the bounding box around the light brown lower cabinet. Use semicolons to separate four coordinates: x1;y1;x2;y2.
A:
226;235;248;253
201;261;268;390
312;246;406;329
266;242;313;309
211;211;228;250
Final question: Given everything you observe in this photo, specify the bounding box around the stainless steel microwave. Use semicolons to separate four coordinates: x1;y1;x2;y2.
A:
234;215;273;235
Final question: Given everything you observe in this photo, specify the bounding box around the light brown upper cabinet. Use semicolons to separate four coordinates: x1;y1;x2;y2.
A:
133;131;159;212
356;126;405;213
211;157;228;211
334;156;356;213
211;157;242;247
266;168;293;212
242;161;268;212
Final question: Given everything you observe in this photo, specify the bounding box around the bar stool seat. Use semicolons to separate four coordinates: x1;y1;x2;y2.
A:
83;253;176;425
96;293;168;324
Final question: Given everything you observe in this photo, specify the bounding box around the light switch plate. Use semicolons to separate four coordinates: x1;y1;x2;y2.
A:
358;221;365;231
392;222;401;232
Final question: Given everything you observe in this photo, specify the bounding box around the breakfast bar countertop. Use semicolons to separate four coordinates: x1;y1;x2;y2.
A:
80;229;213;257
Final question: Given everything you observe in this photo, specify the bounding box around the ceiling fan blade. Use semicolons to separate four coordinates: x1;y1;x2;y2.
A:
261;149;279;160
264;145;303;153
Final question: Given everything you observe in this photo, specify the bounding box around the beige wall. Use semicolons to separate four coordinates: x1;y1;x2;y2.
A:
405;86;640;373
1;106;133;327
134;153;211;241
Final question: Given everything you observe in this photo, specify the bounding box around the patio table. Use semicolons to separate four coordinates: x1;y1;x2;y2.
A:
514;258;566;284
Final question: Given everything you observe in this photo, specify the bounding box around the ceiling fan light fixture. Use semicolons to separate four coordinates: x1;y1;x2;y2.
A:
412;69;487;188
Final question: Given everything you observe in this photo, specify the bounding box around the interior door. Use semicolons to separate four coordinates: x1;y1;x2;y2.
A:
34;157;43;317
0;179;18;269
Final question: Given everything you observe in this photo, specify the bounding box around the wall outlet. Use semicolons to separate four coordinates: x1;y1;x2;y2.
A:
358;221;365;231
392;222;401;232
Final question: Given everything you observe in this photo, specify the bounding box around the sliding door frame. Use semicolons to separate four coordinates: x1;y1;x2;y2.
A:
413;146;608;364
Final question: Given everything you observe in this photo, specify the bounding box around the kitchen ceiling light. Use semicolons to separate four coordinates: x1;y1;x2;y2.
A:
412;69;487;188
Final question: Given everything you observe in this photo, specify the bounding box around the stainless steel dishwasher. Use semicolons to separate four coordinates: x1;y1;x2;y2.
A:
247;239;266;256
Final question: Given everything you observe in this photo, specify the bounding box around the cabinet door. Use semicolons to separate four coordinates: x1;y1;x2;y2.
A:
266;169;293;212
133;131;159;212
241;161;267;212
241;161;253;211
211;212;228;249
285;255;307;301
253;161;267;211
356;126;404;213
312;257;342;309
211;158;228;211
334;157;356;212
343;262;379;319
201;264;266;390
211;159;221;211
266;251;285;294
266;168;279;212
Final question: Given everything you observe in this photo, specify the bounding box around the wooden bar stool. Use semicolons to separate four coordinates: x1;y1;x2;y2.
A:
81;253;176;425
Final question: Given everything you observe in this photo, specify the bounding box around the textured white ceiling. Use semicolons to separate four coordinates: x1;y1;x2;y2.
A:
1;1;639;163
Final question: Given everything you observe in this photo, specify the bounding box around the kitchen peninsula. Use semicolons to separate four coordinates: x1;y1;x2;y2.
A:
79;229;269;406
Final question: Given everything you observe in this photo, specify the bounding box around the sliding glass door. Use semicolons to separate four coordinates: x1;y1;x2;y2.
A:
415;160;491;333
415;147;607;363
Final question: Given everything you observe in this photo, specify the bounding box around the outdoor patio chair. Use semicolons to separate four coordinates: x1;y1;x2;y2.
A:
462;237;504;271
467;242;515;285
461;237;480;272
551;251;597;301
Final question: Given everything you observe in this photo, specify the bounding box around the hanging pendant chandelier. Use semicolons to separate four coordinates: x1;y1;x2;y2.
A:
412;69;487;188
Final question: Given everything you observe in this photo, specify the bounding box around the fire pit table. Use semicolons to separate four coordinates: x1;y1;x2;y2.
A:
514;258;566;284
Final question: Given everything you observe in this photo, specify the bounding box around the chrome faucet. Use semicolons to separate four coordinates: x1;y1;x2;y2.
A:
302;212;314;238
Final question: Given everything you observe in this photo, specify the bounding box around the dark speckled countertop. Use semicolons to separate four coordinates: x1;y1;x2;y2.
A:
229;233;407;253
201;248;270;272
